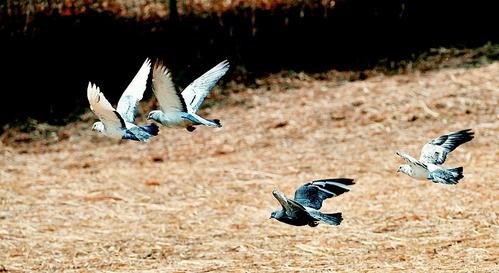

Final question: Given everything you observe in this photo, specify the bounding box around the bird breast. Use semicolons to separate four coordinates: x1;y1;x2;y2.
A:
104;127;124;139
159;112;189;126
410;165;430;179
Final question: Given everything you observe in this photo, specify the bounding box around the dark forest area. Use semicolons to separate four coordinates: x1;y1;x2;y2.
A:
0;0;498;127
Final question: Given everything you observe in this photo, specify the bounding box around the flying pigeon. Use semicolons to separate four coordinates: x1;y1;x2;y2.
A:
147;60;229;132
396;129;474;184
270;178;355;227
87;58;159;141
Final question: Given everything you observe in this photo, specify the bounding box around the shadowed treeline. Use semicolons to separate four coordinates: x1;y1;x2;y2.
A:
0;0;497;127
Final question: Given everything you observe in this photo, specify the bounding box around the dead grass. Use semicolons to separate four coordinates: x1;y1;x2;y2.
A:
1;63;498;272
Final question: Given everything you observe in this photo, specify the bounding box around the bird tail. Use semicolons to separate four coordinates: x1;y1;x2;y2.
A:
427;167;463;185
209;119;222;127
448;166;464;180
315;212;343;226
184;113;222;128
140;123;159;136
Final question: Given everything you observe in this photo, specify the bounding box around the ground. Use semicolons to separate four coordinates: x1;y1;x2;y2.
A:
1;63;498;272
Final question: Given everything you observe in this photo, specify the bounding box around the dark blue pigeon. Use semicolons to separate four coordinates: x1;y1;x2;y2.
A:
270;178;354;227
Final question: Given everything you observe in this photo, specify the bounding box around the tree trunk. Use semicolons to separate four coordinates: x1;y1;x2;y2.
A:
169;0;178;22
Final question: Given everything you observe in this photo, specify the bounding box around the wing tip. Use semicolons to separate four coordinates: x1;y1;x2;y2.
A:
219;59;230;70
458;128;475;139
153;59;170;76
313;178;355;185
87;82;101;102
272;188;286;199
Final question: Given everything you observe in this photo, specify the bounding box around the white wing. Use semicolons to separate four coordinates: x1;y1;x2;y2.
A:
151;62;187;113
396;151;428;170
182;60;229;113
87;82;126;130
419;129;474;165
116;58;151;123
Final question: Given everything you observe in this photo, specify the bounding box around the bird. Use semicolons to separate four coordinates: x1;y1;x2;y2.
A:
147;60;229;132
270;178;355;227
87;58;159;141
396;129;474;185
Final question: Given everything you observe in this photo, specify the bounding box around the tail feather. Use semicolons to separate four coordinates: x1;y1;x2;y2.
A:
448;166;464;180
209;119;222;128
428;167;464;185
140;123;159;136
315;212;343;226
184;113;221;128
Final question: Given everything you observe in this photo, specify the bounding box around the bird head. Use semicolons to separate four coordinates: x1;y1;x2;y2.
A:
92;122;104;132
270;210;284;220
269;211;277;219
397;164;410;174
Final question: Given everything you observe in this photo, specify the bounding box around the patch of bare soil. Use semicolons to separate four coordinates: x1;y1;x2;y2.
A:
1;63;498;272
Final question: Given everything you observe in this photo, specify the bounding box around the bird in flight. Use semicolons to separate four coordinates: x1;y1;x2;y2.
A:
87;58;159;141
270;178;355;227
396;129;474;184
147;60;229;132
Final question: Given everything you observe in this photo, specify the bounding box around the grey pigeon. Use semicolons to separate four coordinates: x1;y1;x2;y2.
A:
270;178;355;227
397;129;474;184
87;58;159;141
147;60;229;132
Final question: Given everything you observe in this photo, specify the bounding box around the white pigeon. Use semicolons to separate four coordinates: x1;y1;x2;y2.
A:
396;129;474;185
87;58;159;141
147;60;229;132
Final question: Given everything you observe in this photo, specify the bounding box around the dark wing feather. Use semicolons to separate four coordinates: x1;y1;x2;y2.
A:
294;178;355;210
113;111;126;128
420;129;474;164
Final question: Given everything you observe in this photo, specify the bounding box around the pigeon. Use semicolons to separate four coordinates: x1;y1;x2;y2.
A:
396;129;474;184
87;58;159;141
270;178;355;227
147;60;229;132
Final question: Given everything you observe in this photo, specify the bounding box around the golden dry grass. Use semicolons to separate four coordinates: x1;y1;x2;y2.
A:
1;63;498;272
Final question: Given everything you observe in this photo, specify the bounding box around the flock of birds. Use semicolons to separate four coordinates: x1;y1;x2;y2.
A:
86;58;475;228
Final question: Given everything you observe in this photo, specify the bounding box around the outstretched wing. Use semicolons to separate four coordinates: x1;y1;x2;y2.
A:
87;82;125;130
419;129;474;165
182;60;229;113
151;61;187;113
116;58;151;123
396;151;428;169
272;189;308;218
294;178;355;210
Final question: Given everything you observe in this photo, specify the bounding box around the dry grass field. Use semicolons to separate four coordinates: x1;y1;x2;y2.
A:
1;63;498;272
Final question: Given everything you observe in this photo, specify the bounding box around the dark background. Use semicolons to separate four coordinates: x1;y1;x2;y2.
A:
1;0;497;126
